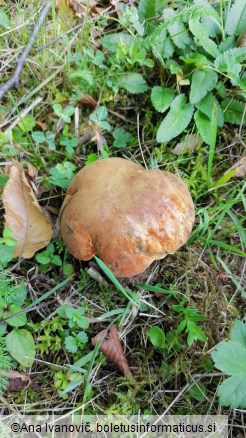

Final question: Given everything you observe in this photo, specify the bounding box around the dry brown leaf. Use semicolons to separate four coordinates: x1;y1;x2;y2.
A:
225;156;246;178
172;134;201;155
56;0;98;27
2;161;53;258
238;30;246;47
91;324;131;376
6;370;38;391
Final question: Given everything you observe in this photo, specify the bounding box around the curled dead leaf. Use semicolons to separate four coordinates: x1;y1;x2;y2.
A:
172;134;201;155
91;324;131;376
237;30;246;47
225;156;246;178
2;161;53;258
6;370;38;391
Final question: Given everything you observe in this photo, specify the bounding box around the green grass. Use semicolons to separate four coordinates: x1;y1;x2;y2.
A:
0;0;245;433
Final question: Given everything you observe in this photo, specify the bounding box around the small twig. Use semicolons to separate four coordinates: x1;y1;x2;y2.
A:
4;96;42;135
36;22;84;52
0;2;51;100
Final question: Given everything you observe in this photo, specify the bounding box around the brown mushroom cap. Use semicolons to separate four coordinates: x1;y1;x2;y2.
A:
59;157;195;277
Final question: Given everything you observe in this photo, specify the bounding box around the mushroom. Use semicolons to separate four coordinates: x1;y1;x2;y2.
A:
59;157;195;278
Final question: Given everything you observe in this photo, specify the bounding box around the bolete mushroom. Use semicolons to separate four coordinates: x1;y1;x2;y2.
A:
59;158;195;278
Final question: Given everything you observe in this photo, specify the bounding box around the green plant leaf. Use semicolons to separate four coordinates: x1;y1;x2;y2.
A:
164;8;192;49
211;320;246;408
217;376;246;408
188;382;207;402
215;47;246;71
189;17;220;58
212;340;246;375
53;103;63;117
190;69;218;104
36;253;51;265
149;326;165;348
63;105;75;118
156;94;194;143
97;106;108;121
196;92;224;127
225;0;246;36
65;336;78;353
118;73;148;94
4;304;27;327
18;115;36;133
138;0;156;22
221;98;246;124
101;33;134;52
77;331;88;344
32;131;46;144
230;320;246;348
194;110;211;145
0;8;11;29
151;86;174;113
6;329;35;367
113;128;132;148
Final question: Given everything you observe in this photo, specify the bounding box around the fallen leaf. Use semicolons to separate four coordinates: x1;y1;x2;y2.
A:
2;161;53;258
225;156;246;178
25;162;38;179
172;134;202;155
91;324;131;376
238;30;246;47
6;370;38;391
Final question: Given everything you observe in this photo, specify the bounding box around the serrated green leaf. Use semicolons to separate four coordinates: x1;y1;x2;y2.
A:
194;110;211;145
164;8;191;49
221;98;246;124
118;73;148;94
6;329;35;367
194;0;221;22
149;326;165;348
70;69;94;86
225;0;246;36
157;94;194;143
65;336;78;353
189;17;220;58
230;320;246;348
190;69;218;104
138;0;156;22
196;92;224;127
217;376;246;408
211;320;246;408
215;47;246;71
151;86;174;113
218;36;235;53
212;340;246;375
4;304;27;328
201;15;221;38
77;331;88;344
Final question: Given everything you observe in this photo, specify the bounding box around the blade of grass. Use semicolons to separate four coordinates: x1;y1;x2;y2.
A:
210;239;246;257
94;256;139;306
208;102;217;187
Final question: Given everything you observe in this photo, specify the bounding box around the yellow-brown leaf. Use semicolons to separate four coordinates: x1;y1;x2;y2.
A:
2;161;52;258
